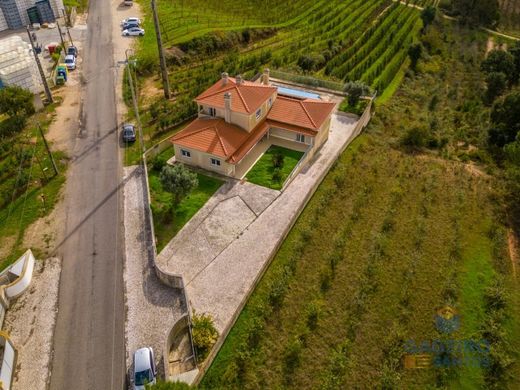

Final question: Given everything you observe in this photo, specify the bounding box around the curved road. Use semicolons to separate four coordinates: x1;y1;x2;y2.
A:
50;0;125;389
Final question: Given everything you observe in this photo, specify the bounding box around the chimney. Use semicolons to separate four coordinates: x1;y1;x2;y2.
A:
221;72;229;85
236;74;243;85
263;68;270;85
224;92;232;123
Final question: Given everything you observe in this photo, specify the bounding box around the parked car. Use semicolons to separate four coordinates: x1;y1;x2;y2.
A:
124;0;133;6
64;54;76;70
66;45;78;57
121;17;141;26
122;21;140;30
133;347;156;390
122;124;136;142
122;27;145;37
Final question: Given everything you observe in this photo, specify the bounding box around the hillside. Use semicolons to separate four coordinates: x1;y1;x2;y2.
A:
197;18;520;390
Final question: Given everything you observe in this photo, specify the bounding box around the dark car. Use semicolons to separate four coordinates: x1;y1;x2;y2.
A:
122;21;140;30
67;45;78;57
122;124;136;142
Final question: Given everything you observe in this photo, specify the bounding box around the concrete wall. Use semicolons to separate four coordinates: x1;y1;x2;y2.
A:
174;145;234;177
269;127;313;146
0;332;17;390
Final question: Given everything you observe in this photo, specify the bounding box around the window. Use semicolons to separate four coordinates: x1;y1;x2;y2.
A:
268;97;272;107
296;134;306;143
256;108;262;120
209;107;216;117
211;158;221;167
181;149;191;158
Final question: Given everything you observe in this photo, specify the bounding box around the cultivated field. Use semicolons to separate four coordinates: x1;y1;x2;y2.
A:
129;0;435;159
198;20;520;390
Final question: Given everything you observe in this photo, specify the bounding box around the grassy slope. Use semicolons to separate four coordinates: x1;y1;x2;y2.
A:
199;21;520;390
245;146;304;190
0;103;68;268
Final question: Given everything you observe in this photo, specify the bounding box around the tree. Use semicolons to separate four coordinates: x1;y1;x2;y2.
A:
485;72;507;104
343;81;370;107
408;43;423;71
452;0;500;27
509;42;520;83
0;86;35;118
488;91;520;147
400;126;429;150
160;164;198;206
481;49;517;85
420;6;436;32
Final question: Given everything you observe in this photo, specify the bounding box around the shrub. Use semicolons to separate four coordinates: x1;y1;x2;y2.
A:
400;126;428;149
272;167;283;183
272;152;284;168
191;311;219;362
151;154;168;172
284;338;303;375
305;299;323;330
344;81;371;107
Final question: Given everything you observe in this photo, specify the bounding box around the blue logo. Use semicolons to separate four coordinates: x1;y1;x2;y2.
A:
435;305;460;334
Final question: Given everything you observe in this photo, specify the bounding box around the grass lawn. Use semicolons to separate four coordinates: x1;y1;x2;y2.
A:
148;167;223;252
245;145;304;190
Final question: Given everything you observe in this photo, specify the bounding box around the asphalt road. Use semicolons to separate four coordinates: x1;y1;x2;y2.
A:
50;0;125;388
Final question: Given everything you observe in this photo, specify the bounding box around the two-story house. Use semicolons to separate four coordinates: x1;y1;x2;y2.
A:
171;69;336;178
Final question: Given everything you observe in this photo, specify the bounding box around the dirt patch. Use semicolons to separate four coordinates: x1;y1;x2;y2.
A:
141;77;164;105
22;193;65;258
3;257;61;390
0;235;17;260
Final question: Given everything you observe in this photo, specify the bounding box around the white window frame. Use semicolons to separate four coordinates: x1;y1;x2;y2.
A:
210;158;221;167
209;107;216;117
181;149;191;158
296;133;305;143
256;108;262;120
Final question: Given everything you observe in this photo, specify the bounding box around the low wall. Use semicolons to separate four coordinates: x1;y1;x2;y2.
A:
0;250;35;302
0;331;17;390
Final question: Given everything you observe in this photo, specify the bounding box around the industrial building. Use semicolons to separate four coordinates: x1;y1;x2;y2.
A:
0;0;64;31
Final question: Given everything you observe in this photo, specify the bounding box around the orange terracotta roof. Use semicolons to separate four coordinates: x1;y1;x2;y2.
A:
267;96;336;131
228;121;270;163
195;77;277;114
171;118;250;159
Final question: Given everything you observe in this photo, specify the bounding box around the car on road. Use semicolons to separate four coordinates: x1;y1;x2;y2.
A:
121;17;141;26
133;347;156;390
67;45;78;57
122;27;144;37
64;54;76;70
122;123;136;142
122;21;140;30
124;0;133;6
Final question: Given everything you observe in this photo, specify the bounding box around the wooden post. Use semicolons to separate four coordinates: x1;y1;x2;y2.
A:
27;26;53;104
38;123;58;175
151;0;171;99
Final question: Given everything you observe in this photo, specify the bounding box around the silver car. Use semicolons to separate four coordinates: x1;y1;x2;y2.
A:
133;347;156;389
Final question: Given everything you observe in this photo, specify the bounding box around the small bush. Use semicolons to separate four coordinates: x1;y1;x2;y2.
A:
191;311;219;362
284;338;303;375
272;167;283;183
400;126;428;149
151;154;167;172
272;152;284;168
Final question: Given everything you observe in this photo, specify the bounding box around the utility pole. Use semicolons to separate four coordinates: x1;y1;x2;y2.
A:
61;9;74;45
26;26;53;104
56;20;66;49
150;0;171;99
125;49;145;159
38;123;58;176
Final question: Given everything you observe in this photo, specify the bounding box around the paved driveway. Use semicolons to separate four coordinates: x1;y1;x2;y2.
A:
156;113;359;332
